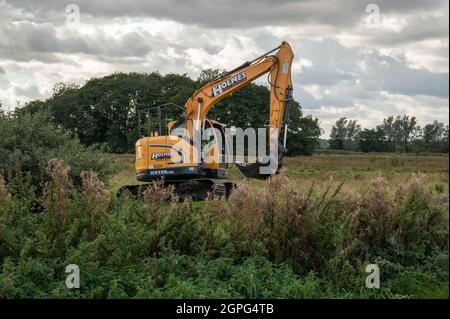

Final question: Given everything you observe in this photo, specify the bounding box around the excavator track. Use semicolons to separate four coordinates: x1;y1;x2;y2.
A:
118;178;235;201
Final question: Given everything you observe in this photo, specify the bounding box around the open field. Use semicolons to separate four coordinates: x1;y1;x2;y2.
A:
284;154;449;192
112;153;449;194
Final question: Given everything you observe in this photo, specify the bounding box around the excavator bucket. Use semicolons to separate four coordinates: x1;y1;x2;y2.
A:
235;162;271;179
235;147;285;179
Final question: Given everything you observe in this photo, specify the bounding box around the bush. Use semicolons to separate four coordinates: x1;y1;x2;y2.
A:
0;111;115;202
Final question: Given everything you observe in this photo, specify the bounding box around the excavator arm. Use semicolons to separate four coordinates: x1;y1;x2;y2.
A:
175;41;294;150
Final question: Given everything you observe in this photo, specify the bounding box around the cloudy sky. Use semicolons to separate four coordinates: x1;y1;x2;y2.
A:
0;0;448;135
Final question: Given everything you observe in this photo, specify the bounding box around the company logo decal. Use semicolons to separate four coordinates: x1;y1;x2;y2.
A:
151;152;172;161
212;72;247;96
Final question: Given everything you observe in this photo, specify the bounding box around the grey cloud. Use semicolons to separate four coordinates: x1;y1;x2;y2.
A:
362;53;449;98
0;21;153;61
294;83;359;110
5;0;447;29
14;85;44;99
363;13;449;47
286;38;449;133
295;87;322;109
292;39;448;99
0;66;5;74
294;39;359;86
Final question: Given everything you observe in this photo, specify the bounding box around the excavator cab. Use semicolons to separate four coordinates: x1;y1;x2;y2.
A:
132;117;234;199
135;118;230;179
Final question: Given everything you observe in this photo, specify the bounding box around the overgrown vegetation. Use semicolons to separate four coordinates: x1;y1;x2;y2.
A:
0;156;448;298
0;108;448;298
0;111;115;203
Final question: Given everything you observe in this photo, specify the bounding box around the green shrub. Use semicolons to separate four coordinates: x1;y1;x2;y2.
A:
0;111;115;201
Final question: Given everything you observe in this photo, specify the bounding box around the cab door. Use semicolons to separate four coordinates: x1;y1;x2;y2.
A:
201;120;218;170
212;123;231;169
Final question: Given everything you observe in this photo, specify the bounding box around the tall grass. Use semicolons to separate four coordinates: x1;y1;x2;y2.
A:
0;159;448;298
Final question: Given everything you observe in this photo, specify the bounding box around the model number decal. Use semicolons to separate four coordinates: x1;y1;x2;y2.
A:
149;170;174;175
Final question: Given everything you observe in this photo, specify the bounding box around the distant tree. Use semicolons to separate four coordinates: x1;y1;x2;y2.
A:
329;117;360;151
344;119;361;150
378;116;396;152
287;114;322;156
423;121;449;153
329;118;347;150
395;115;418;153
377;115;418;153
409;138;427;153
358;128;387;152
327;115;447;154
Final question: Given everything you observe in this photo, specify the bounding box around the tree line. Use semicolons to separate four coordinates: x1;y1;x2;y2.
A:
5;70;446;156
13;71;322;155
329;116;449;153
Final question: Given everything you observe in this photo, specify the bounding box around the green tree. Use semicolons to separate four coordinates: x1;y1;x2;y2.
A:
423;121;449;153
19;72;197;153
329;117;361;151
379;116;396;152
329;118;347;150
378;115;419;153
395;115;418;153
287;114;322;155
197;68;225;84
358;128;387;152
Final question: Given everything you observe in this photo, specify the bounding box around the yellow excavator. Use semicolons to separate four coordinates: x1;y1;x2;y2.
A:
121;41;294;199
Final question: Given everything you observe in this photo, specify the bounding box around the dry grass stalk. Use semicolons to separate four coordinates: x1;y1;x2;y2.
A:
80;170;109;240
80;170;109;209
365;176;392;216
43;158;72;226
142;178;177;203
395;173;428;203
226;181;265;238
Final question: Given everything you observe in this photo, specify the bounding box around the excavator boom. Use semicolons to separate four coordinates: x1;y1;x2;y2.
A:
178;41;294;147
